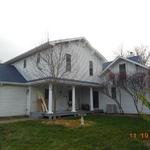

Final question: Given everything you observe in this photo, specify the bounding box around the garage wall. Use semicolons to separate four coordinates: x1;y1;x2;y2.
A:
0;85;27;117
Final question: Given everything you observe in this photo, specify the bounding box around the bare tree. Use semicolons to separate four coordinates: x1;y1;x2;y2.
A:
134;45;150;65
34;41;79;119
122;73;146;114
100;69;150;115
116;71;150;115
114;45;150;66
113;44;126;57
100;71;124;114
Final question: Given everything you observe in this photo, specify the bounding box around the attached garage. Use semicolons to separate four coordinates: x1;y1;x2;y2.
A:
0;64;27;117
0;85;27;116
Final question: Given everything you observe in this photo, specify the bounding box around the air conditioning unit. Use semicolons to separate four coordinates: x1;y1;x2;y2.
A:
106;104;118;113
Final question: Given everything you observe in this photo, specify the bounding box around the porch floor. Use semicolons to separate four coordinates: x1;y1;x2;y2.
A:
30;110;103;119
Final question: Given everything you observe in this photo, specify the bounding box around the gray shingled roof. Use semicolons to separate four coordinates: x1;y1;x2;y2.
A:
127;55;142;63
0;64;27;83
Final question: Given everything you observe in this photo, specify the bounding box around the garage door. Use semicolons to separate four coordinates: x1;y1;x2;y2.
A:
0;85;27;117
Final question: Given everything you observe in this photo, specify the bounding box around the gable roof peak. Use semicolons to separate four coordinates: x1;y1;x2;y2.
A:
5;37;106;64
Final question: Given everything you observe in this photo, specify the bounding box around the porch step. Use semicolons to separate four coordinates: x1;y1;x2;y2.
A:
30;111;80;119
30;112;45;119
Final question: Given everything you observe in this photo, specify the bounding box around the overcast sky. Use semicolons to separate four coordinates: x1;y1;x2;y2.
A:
0;0;150;62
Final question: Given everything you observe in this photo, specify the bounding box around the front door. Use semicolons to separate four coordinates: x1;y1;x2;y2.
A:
45;88;49;100
93;91;99;108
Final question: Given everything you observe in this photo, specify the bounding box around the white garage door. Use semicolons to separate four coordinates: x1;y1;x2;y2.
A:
0;85;27;117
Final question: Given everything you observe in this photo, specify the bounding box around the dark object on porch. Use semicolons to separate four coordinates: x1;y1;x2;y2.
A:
81;104;90;111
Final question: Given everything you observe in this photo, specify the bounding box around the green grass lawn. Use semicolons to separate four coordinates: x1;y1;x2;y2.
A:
0;115;150;150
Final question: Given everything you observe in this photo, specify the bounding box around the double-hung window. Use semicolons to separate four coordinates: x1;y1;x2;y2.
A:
66;54;71;72
89;61;93;76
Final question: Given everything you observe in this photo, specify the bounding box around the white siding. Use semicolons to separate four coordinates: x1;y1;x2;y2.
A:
0;85;27;116
100;60;150;114
30;86;37;112
13;41;105;83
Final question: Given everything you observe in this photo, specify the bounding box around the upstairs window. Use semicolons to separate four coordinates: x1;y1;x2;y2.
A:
23;59;26;68
119;63;126;79
37;53;40;64
119;63;126;74
66;54;71;72
89;61;93;76
111;87;116;99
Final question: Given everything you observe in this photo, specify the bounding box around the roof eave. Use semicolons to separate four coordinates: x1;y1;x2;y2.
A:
0;81;27;86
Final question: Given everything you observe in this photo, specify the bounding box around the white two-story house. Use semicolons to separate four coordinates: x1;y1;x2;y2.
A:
0;37;149;117
0;37;107;117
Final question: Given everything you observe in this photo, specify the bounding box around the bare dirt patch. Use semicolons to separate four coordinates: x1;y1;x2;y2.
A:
43;119;95;128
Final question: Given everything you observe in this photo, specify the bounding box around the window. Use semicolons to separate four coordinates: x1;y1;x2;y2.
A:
66;54;71;72
89;61;93;76
111;87;116;99
23;59;26;68
119;63;126;79
37;53;40;64
119;63;126;74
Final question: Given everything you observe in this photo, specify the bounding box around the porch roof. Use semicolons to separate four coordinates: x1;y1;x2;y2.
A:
28;77;100;87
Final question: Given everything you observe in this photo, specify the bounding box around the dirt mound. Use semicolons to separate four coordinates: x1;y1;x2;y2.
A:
43;119;94;128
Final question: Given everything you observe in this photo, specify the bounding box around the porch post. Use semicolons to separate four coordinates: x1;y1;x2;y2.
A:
90;87;94;111
71;86;76;112
48;83;53;114
26;86;31;115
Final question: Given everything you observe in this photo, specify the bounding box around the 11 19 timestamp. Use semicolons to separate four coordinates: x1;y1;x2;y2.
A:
129;132;149;140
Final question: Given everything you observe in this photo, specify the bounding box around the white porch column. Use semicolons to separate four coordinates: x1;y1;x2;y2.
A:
47;84;53;114
26;86;31;115
90;87;94;111
71;86;76;112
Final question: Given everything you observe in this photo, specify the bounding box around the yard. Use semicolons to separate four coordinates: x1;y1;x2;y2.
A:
0;115;150;150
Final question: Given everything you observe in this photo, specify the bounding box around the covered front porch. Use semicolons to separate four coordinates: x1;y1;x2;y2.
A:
27;81;102;118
